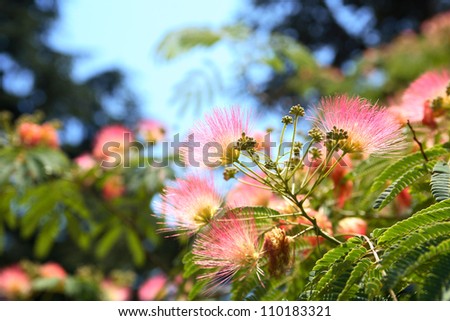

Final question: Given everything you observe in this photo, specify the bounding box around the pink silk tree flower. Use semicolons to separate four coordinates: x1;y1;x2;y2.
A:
181;106;253;168
138;274;167;301
40;123;59;148
137;119;166;143
336;217;368;240
192;212;264;291
226;176;273;208
310;95;405;156
401;70;450;126
93;125;134;166
102;175;125;200
100;279;131;301
157;173;223;235
39;262;67;280
74;153;97;171
0;265;32;300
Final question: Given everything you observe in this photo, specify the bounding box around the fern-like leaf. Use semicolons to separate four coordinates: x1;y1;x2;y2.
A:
378;198;450;245
373;162;435;210
371;144;450;192
430;161;450;202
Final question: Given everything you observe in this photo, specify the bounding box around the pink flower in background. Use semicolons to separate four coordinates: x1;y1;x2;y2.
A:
330;154;353;208
182;106;253;167
226;176;273;208
157;173;223;234
421;11;450;36
40;123;59;148
102;175;125;200
138;274;167;300
101;280;131;301
137;119;166;143
311;95;404;156
388;103;423;125
0;265;32;299
74;153;97;171
39;262;67;280
395;187;412;214
192;212;263;290
253;130;269;151
17;122;59;148
18;122;42;147
336;217;368;239
401;70;450;126
297;209;333;247
267;196;298;214
93;125;134;165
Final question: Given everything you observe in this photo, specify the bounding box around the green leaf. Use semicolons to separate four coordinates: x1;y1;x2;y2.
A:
96;226;122;258
378;199;450;245
181;251;210;300
430;161;450;202
337;258;373;300
371;144;450;192
126;228;145;266
373;162;434;210
34;216;60;258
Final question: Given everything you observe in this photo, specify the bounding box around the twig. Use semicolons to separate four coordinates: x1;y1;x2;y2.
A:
361;235;398;301
407;120;428;162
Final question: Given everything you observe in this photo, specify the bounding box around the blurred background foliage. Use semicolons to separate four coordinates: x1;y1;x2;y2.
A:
158;0;450;111
0;0;450;300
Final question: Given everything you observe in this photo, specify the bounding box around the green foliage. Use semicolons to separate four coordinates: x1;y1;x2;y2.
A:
157;25;250;60
430;161;450;202
302;200;450;300
371;145;450;192
373;162;435;210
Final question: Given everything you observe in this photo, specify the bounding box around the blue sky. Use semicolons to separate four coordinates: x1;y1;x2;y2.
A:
49;0;243;134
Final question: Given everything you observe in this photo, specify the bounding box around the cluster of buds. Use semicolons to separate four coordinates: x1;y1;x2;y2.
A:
308;127;324;142
236;132;257;151
326;126;348;146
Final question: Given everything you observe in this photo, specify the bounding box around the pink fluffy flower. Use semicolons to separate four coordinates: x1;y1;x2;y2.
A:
102;175;125;200
192;212;263;290
311;95;404;156
74;153;97;171
401;70;450;124
0;265;32;299
138;274;167;300
182;106;253;168
157;174;223;235
93;125;134;166
226;176;273;208
101;279;131;301
421;11;450;37
137;119;166;143
336;217;368;240
39;262;67;280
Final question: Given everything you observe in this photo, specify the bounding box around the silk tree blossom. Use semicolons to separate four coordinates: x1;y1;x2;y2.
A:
157;174;223;235
137;119;166;143
336;217;368;240
138;273;167;300
39;262;67;280
93;125;134;166
181;106;253;168
401;70;450;123
0;265;32;299
192;212;264;291
226;175;273;208
17;122;59;148
311;95;405;156
74;153;97;171
100;279;131;301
